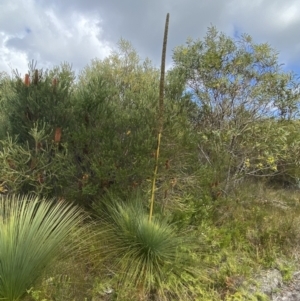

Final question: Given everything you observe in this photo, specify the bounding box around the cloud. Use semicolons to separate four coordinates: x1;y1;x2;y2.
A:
1;0;300;75
0;0;111;75
227;0;300;71
0;32;28;76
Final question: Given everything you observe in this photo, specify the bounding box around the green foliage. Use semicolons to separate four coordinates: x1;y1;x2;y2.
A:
0;125;75;198
172;26;300;191
0;62;76;199
225;291;269;301
96;200;203;300
233;119;300;187
1;24;300;301
0;194;86;301
69;40;159;204
2;62;75;145
0;71;11;139
27;275;74;301
22;223;101;301
68;39;199;210
211;184;300;264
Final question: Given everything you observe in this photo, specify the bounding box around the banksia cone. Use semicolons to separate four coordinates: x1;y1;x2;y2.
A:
24;74;30;86
54;127;62;143
33;69;39;85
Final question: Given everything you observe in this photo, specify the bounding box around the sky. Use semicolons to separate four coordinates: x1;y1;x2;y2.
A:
1;0;300;77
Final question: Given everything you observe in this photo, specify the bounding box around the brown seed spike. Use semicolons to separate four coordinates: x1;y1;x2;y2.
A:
54;127;62;143
52;78;57;93
149;13;170;222
34;69;39;85
24;74;30;86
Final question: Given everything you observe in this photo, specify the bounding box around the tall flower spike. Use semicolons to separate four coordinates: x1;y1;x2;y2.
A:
149;13;170;222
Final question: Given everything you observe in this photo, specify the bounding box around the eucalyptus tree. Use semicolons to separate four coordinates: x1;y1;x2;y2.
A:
172;26;300;191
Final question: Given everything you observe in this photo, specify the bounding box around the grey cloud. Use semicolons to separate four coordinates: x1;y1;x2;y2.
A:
1;0;300;75
38;0;235;66
6;37;27;51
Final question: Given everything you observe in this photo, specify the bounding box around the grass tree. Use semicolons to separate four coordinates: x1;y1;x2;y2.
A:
0;194;86;301
97;199;202;300
93;14;205;301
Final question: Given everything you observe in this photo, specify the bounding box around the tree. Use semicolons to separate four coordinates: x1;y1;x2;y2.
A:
0;71;11;139
0;62;76;198
70;40;200;211
69;40;160;205
2;62;75;145
172;26;300;191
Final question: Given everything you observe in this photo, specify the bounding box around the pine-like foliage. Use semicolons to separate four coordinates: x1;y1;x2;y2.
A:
69;41;160;205
0;63;76;198
3;62;74;145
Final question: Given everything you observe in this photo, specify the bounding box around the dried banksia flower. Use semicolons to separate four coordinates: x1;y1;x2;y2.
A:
54;127;62;143
52;78;57;87
24;74;30;86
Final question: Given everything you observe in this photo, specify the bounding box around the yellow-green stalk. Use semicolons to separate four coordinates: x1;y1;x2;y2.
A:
149;13;169;222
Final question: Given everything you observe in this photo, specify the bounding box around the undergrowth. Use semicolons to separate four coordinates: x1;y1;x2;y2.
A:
20;182;300;301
